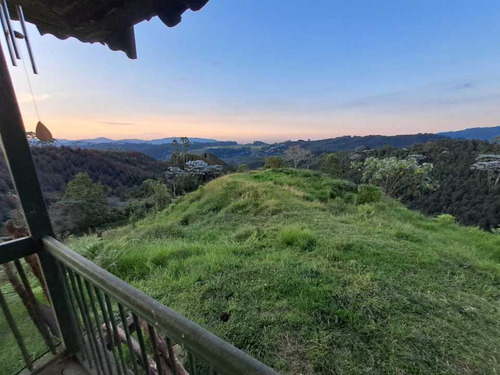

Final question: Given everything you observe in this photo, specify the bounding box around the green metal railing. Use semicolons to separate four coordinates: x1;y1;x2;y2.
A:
44;236;278;375
0;244;62;374
0;236;278;374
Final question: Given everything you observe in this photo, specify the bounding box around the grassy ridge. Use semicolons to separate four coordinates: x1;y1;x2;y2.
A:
69;169;500;374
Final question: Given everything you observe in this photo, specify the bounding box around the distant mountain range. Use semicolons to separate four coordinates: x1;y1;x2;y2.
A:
46;125;499;164
57;137;218;148
438;125;500;141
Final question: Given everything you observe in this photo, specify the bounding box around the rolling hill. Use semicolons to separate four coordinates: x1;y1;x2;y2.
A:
439;125;500;141
69;169;500;374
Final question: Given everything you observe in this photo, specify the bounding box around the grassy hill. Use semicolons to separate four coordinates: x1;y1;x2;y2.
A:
69;169;500;374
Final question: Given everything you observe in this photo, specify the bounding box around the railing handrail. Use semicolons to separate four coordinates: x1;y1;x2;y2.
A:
0;237;35;264
42;235;279;375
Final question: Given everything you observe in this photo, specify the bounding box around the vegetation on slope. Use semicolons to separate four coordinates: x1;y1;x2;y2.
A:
348;139;500;230
69;169;500;374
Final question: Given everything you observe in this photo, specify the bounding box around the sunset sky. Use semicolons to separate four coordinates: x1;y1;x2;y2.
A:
6;0;500;143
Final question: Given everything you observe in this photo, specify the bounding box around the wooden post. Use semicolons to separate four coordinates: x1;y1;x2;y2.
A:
0;43;80;354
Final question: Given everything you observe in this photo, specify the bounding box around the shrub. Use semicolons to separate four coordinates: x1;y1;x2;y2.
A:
321;153;342;177
280;227;317;251
327;197;349;215
353;156;436;199
237;164;249;172
264;156;285;169
357;204;375;219
436;214;455;224
330;180;357;199
356;184;382;204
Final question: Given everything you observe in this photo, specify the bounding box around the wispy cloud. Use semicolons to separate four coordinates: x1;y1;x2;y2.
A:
18;93;51;104
451;82;475;91
333;78;498;111
98;121;136;126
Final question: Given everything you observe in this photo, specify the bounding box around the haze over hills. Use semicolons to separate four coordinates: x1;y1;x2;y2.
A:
438;125;500;141
51;133;444;163
54;125;500;158
57;137;219;147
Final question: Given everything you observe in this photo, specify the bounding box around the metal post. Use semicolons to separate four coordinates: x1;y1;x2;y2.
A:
0;43;80;354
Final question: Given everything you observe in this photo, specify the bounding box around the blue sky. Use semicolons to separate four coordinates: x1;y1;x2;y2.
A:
6;0;500;142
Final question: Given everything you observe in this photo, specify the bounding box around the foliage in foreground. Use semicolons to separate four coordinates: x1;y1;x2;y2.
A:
68;169;500;374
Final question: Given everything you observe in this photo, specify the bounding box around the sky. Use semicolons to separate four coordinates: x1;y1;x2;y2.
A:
5;0;500;143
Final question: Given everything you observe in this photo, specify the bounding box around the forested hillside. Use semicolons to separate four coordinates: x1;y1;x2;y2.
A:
439;125;500;141
0;146;232;235
69;169;500;374
0;146;165;197
203;133;445;166
344;139;500;230
72;141;237;160
54;134;444;165
0;147;166;227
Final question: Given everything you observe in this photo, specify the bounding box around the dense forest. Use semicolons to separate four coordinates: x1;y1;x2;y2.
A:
56;133;444;164
80;141;237;160
336;139;500;230
0;146;229;235
1;137;498;236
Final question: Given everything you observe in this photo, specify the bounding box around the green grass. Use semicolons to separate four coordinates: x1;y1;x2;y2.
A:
0;277;53;375
65;169;500;374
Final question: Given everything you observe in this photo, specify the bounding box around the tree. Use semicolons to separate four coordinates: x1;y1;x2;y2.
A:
321;153;342;177
264;156;285;169
237;164;248;173
165;160;223;196
140;179;172;211
171;139;180;165
471;154;500;186
64;172;109;230
353;157;436;199
284;146;311;168
180;137;191;163
164;167;189;197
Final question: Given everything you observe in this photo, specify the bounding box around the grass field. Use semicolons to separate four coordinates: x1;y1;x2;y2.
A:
65;169;500;374
0;273;54;375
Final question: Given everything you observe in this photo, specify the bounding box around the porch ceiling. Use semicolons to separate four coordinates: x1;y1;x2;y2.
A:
7;0;210;58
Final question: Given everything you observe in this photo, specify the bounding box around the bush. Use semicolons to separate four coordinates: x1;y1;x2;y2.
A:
237;164;249;172
327;197;349;215
280;227;317;251
330;180;357;199
435;214;455;224
264;156;285;169
357;184;382;204
321;153;342;177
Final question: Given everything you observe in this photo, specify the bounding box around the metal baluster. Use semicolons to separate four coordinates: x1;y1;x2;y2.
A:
118;303;139;375
0;286;32;370
84;280;114;375
165;337;177;375
13;259;56;354
105;295;128;375
187;351;196;375
95;287;122;375
132;314;151;375
58;264;90;365
72;271;105;375
147;324;164;375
